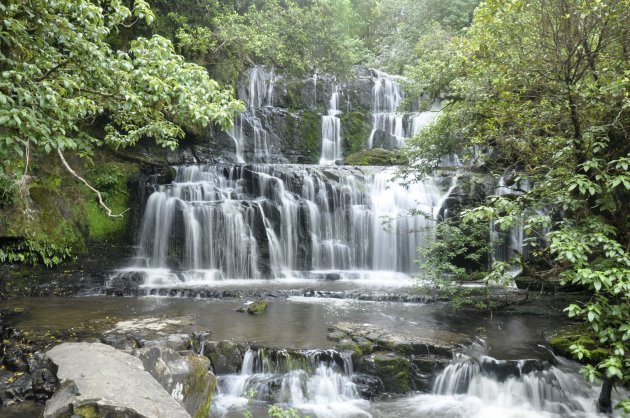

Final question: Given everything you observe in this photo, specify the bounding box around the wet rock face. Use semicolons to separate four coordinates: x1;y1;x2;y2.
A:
160;66;379;165
0;323;59;407
328;322;464;395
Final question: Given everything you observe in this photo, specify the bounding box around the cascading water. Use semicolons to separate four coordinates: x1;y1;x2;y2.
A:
228;66;275;162
372;343;618;418
320;86;342;164
489;175;529;278
212;349;370;418
367;70;405;149
367;70;441;150
118;164;449;286
409;100;442;136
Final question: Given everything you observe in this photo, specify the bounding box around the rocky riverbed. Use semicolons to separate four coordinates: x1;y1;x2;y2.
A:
0;289;592;417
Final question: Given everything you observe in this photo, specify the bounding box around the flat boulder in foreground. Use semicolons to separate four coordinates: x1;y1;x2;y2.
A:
44;342;190;418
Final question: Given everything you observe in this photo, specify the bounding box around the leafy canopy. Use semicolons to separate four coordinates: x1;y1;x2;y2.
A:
0;0;244;167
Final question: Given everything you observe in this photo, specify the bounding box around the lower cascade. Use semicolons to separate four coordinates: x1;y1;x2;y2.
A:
382;354;614;418
210;344;614;418
212;349;370;418
113;164;454;287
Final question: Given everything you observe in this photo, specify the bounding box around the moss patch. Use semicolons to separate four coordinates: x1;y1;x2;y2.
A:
373;354;411;393
344;148;405;166
549;325;609;365
340;112;371;156
286;80;303;110
296;110;321;161
247;300;269;315
84;162;136;242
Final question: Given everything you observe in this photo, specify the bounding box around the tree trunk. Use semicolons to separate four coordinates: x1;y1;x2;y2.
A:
597;377;613;413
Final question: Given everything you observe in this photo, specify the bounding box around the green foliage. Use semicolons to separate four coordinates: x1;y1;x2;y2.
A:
340;112;371;156
416;217;497;310
150;0;368;81
0;239;73;268
404;0;630;408
0;0;243;168
0;175;16;209
267;405;303;418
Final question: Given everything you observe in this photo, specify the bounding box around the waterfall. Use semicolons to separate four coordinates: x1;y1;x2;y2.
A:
320;86;342;164
228;66;275;162
367;70;405;149
367;70;441;150
490;175;528;278
428;353;604;417
119;164;451;286
212;349;370;418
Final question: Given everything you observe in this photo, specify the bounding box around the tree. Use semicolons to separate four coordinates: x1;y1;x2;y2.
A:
0;0;244;215
403;0;630;412
148;0;368;82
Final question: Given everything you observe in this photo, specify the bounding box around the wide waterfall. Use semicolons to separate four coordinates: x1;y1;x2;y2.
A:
123;164;450;286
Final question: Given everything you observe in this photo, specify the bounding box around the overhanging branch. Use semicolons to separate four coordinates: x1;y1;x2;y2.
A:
57;149;129;218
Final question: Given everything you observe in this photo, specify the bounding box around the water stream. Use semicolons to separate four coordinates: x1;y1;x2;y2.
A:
82;66;600;417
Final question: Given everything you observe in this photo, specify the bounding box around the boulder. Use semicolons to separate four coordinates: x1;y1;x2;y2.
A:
136;346;215;418
44;342;191;418
247;300;268;315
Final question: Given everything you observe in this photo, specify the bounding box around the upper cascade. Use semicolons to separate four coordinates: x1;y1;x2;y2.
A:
217;66;441;165
228;66;277;163
319;85;342;164
367;69;441;151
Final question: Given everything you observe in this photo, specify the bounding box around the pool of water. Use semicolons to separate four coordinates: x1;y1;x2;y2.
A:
4;295;563;358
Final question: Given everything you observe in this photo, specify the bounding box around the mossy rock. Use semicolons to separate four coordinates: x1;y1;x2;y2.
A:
549;326;609;365
337;338;363;357
340;112;371;156
373;353;411;393
344;148;405;166
183;355;215;418
247;300;269;315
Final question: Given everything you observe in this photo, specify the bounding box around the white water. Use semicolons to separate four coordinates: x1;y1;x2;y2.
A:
211;343;615;418
367;70;441;150
379;352;611;418
228;66;275;162
116;164;451;286
320;86;343;164
213;349;371;418
368;70;405;149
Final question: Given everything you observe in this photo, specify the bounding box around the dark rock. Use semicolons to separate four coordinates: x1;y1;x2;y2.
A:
478;357;551;381
203;340;243;375
351;374;384;399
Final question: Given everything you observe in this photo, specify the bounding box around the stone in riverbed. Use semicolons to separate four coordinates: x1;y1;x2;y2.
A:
247;300;268;315
136;346;215;418
44;342;191;418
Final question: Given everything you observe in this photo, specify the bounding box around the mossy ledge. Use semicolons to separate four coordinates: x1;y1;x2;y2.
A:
344;148;406;166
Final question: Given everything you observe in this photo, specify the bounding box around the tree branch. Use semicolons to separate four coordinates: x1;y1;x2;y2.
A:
57;149;128;218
